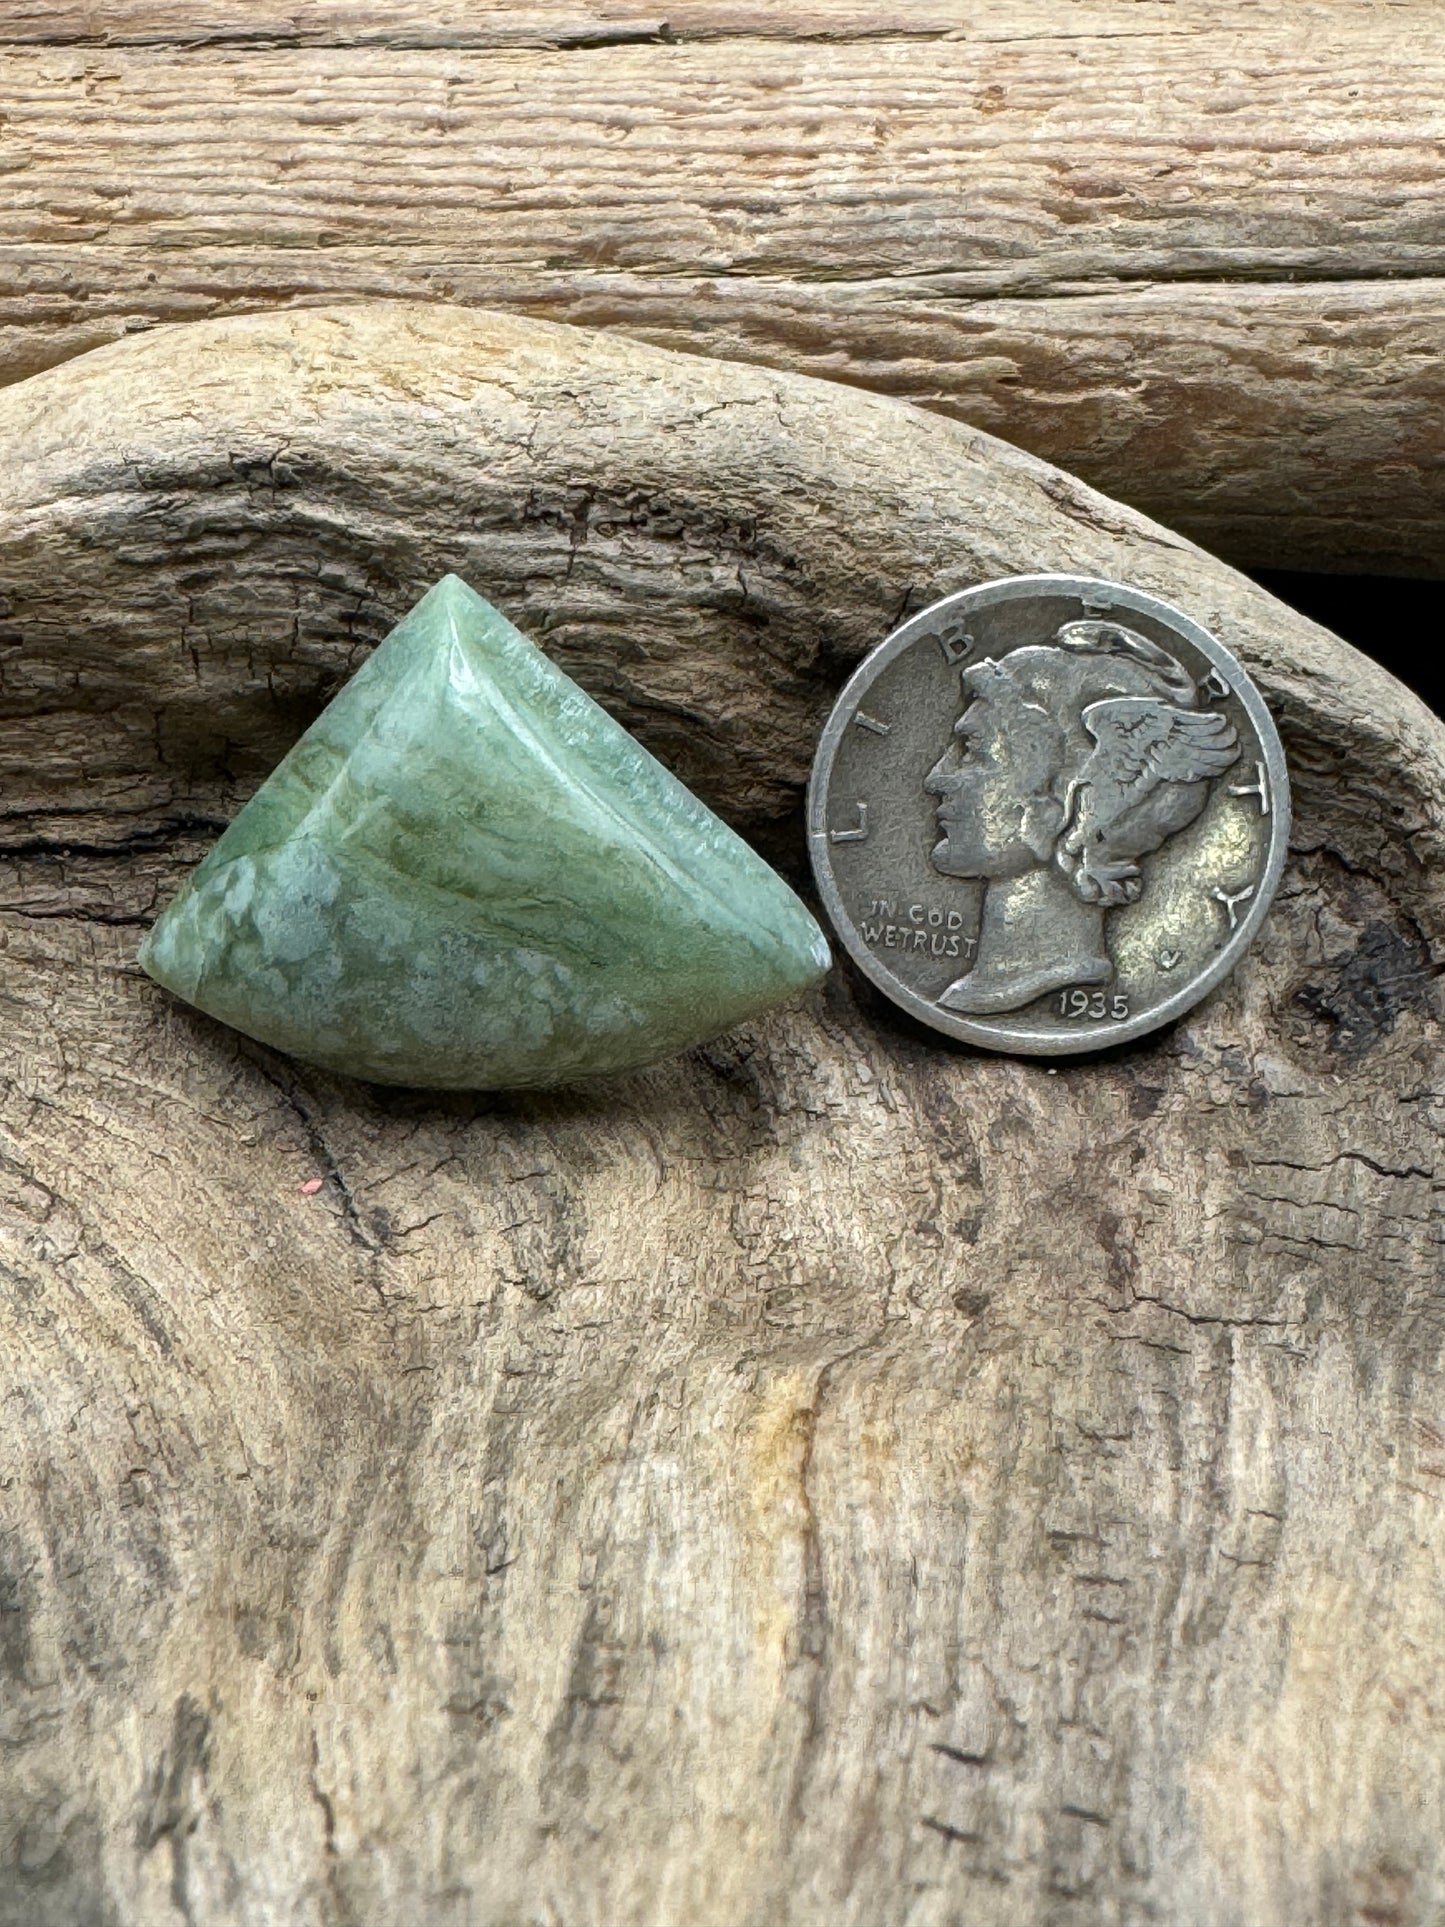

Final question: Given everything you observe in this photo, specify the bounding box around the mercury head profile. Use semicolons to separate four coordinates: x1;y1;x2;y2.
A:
924;619;1241;1015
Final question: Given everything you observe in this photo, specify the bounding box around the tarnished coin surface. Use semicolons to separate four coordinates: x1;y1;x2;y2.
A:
808;574;1290;1055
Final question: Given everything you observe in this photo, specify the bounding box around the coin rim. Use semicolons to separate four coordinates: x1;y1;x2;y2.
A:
807;573;1292;1056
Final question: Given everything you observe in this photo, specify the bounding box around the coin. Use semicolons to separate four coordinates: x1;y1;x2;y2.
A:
808;574;1290;1056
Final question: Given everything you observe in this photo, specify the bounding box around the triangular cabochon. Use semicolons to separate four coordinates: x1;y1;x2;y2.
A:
139;576;831;1087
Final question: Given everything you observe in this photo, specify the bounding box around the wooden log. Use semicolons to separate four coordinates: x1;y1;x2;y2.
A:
0;303;1442;1926
1;1;1443;576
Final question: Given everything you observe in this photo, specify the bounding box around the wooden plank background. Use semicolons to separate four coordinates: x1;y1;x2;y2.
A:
1;0;1442;576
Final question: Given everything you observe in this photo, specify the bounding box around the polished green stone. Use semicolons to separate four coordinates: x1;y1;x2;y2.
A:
138;575;830;1088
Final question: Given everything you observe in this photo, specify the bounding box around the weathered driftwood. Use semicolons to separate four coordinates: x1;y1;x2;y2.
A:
2;0;1444;578
0;303;1443;1927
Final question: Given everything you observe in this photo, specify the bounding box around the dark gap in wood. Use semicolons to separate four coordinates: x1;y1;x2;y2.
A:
1252;571;1442;719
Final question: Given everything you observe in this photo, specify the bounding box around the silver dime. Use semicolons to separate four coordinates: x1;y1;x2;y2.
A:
808;574;1290;1056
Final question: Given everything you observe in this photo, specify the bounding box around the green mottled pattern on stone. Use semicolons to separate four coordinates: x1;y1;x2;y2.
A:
138;575;831;1088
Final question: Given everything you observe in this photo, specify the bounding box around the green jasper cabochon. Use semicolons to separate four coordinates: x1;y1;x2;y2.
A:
138;575;831;1088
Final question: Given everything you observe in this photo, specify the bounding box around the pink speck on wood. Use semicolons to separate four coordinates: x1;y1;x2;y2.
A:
300;1177;324;1196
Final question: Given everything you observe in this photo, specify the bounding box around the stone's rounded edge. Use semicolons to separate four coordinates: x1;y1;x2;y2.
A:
135;886;201;1007
806;923;833;983
173;964;838;1093
134;925;177;1018
809;572;1292;1059
745;903;832;1011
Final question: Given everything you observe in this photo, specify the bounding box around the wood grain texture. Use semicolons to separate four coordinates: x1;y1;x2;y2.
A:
21;0;1438;48
2;1;1443;574
0;302;1441;1927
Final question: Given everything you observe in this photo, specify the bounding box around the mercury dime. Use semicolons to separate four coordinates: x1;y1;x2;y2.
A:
808;574;1290;1055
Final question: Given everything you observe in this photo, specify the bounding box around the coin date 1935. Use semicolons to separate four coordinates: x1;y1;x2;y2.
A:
1058;990;1130;1020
